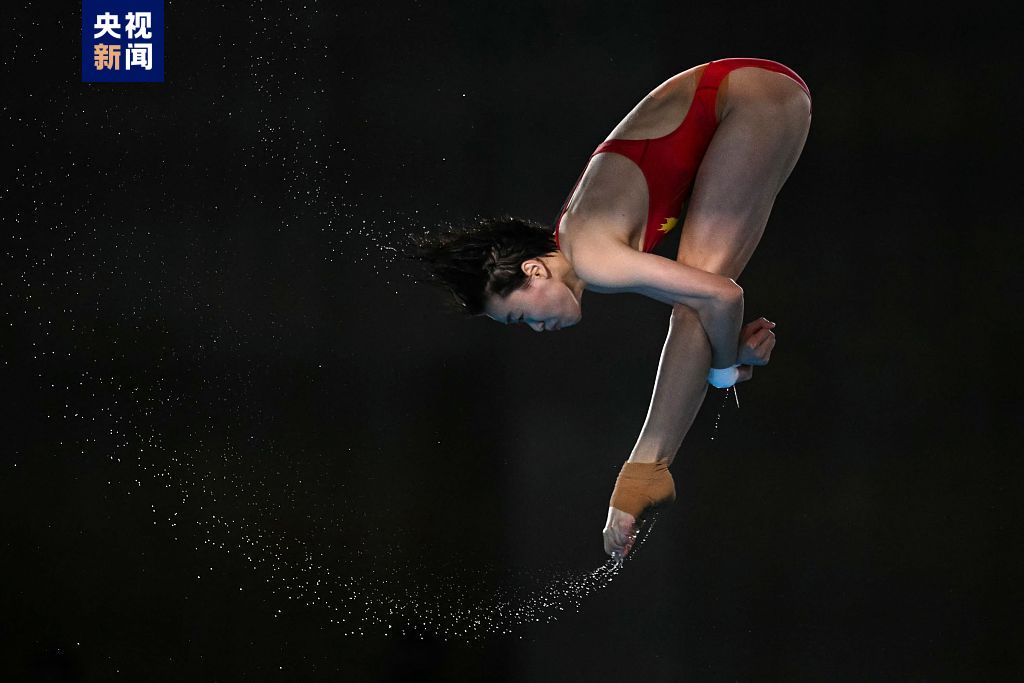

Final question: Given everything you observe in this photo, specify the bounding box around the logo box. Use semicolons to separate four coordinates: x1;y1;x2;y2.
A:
82;0;164;83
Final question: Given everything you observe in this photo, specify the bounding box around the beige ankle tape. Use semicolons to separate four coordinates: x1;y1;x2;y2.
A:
609;461;676;518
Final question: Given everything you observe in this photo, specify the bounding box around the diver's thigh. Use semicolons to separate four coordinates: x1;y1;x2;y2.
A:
676;95;810;279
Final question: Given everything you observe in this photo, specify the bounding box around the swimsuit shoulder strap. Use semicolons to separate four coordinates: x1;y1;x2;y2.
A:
553;139;647;241
594;138;647;159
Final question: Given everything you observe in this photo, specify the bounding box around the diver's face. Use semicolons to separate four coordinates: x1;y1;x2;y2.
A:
484;273;581;332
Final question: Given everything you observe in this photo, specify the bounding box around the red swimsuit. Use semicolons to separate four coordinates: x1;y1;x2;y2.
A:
553;58;811;254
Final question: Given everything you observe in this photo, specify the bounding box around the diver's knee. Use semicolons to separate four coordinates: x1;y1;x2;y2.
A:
670;302;698;317
670;302;701;324
669;303;712;348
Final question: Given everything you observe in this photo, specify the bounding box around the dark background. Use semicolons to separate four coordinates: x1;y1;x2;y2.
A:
3;1;1019;681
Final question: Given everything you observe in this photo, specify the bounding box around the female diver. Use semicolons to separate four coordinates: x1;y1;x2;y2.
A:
413;58;812;560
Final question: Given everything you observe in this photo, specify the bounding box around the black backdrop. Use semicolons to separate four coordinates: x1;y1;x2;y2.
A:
3;1;1019;681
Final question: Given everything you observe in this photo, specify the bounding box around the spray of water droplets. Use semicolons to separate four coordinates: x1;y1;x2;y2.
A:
67;361;659;643
710;386;738;440
160;447;652;641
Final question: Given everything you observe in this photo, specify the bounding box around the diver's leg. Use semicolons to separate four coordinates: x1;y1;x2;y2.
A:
626;303;711;464
626;69;811;465
605;70;812;556
676;67;812;278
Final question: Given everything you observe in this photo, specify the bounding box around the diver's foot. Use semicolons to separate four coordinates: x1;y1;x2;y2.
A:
602;506;638;559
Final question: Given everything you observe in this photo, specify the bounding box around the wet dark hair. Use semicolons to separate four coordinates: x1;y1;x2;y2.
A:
406;215;558;315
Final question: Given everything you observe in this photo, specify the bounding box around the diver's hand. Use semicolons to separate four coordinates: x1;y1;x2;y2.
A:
736;317;776;366
603;506;638;560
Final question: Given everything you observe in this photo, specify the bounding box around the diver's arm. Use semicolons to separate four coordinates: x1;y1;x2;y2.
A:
573;238;744;368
